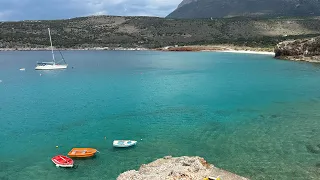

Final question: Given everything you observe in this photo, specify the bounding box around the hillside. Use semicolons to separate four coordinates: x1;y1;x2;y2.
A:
1;16;320;49
167;0;320;19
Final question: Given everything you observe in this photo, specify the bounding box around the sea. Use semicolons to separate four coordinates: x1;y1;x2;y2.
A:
0;51;320;180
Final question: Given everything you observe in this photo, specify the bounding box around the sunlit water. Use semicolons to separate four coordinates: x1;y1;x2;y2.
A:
0;51;320;180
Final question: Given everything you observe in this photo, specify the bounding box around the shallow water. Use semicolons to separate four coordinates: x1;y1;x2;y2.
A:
0;51;320;179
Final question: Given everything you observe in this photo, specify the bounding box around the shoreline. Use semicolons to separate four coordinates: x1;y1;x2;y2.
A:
275;55;320;63
0;48;275;55
158;45;275;55
0;46;276;56
216;50;275;55
0;47;151;51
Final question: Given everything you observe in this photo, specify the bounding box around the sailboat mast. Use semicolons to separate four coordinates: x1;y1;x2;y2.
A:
48;28;55;63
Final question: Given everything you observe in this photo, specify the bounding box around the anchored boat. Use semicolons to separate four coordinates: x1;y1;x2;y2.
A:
51;155;74;168
68;148;98;158
35;28;68;70
113;140;137;148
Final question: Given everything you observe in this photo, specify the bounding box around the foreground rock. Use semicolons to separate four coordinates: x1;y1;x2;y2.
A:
117;156;249;180
274;36;320;63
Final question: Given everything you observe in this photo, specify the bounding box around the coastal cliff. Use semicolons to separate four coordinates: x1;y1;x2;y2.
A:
117;156;248;180
274;36;320;62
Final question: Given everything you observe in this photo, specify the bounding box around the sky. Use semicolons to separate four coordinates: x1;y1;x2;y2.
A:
0;0;182;21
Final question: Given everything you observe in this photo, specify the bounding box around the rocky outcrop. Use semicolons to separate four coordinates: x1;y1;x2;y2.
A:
117;156;249;180
274;36;320;62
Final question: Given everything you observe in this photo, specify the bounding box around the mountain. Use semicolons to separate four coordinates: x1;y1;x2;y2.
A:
167;0;320;19
177;0;197;8
0;16;320;49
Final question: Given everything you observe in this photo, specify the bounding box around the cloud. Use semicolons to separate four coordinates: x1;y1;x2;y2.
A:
0;0;182;21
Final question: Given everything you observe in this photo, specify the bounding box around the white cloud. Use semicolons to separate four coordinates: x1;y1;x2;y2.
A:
69;0;182;17
0;0;182;20
92;11;108;15
149;0;182;7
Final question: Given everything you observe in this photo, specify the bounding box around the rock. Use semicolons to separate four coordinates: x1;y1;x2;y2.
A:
164;156;172;159
274;36;320;62
306;144;320;154
117;156;249;180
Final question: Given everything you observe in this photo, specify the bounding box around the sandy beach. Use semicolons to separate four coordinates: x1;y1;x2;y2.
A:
216;50;275;55
0;46;275;56
158;45;275;55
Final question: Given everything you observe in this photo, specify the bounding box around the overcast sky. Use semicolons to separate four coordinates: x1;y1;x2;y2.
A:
0;0;182;21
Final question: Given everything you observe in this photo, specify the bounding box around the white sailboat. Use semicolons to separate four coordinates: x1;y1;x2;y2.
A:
35;28;68;70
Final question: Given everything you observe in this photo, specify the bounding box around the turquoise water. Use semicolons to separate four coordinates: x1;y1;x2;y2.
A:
1;51;320;180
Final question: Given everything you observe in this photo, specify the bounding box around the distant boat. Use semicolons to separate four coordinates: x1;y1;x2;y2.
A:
51;155;74;168
35;28;68;70
113;140;137;148
19;68;25;71
68;148;98;158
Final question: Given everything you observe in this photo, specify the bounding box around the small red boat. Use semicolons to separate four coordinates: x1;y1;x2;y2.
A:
51;155;74;168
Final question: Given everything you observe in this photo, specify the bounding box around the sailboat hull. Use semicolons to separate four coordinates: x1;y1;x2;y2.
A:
35;64;68;70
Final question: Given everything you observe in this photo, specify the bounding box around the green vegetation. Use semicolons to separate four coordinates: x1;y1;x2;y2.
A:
0;15;320;49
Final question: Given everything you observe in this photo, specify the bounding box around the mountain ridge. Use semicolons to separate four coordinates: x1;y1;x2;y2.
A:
177;0;198;9
167;0;320;19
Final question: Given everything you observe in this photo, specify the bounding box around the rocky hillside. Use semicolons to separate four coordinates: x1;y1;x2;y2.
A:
1;16;320;49
167;0;320;19
117;156;248;180
275;36;320;62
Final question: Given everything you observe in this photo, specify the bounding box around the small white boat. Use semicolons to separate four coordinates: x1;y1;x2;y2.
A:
19;68;25;71
113;140;137;148
35;28;68;70
35;62;67;70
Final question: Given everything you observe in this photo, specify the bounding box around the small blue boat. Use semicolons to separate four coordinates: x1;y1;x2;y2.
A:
113;140;137;148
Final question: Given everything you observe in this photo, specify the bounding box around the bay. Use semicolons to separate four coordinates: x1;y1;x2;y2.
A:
0;51;320;179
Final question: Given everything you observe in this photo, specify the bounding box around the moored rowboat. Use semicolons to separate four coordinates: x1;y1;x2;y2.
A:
68;148;97;158
113;140;137;148
51;155;74;168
